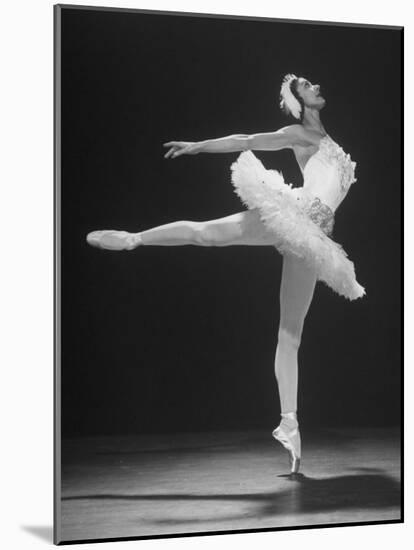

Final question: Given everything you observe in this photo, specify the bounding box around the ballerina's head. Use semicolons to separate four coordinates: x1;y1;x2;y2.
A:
279;74;326;121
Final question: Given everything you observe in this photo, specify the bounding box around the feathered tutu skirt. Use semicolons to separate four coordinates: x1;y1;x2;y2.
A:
230;151;365;301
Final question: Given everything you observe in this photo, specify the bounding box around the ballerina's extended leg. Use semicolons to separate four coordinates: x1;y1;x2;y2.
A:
86;209;278;250
272;255;317;474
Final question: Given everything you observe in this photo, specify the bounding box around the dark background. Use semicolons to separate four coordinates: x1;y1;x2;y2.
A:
59;7;402;437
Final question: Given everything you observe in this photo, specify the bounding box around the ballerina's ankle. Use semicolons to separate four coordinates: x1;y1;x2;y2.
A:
280;411;298;430
133;233;143;246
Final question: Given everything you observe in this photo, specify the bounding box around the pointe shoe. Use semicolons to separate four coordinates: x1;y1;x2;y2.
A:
272;419;301;474
86;230;141;251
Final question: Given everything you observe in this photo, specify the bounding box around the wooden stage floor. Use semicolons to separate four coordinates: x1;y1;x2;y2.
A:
58;427;401;543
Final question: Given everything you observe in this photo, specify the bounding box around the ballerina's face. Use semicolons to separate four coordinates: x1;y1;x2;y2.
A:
296;77;326;110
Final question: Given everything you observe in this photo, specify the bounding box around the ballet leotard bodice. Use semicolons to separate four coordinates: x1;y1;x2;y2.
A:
301;135;357;213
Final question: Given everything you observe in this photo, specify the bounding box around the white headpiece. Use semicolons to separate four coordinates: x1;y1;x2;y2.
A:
280;73;302;120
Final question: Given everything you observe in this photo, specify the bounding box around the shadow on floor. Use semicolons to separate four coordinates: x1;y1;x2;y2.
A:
62;468;401;525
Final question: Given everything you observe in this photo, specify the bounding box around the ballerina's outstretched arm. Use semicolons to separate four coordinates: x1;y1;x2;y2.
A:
162;123;309;158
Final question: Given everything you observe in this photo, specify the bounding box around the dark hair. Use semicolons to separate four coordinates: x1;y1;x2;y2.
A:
279;75;305;122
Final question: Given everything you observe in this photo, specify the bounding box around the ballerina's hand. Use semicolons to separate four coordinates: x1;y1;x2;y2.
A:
163;141;201;159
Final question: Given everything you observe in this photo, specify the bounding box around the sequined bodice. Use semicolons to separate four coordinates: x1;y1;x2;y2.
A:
302;135;357;212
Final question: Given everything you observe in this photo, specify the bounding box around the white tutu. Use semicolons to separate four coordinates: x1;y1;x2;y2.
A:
230;150;365;301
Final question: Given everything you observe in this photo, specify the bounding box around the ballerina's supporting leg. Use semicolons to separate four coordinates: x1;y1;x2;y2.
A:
275;255;317;412
273;254;317;472
86;209;278;249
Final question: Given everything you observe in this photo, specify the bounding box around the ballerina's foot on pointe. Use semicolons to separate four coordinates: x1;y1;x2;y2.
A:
272;412;301;474
86;230;143;251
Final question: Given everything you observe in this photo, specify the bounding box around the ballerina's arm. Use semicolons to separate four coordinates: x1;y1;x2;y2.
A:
234;125;309;152
163;125;308;158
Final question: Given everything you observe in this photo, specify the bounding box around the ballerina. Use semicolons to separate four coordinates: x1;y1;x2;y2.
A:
87;73;365;474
